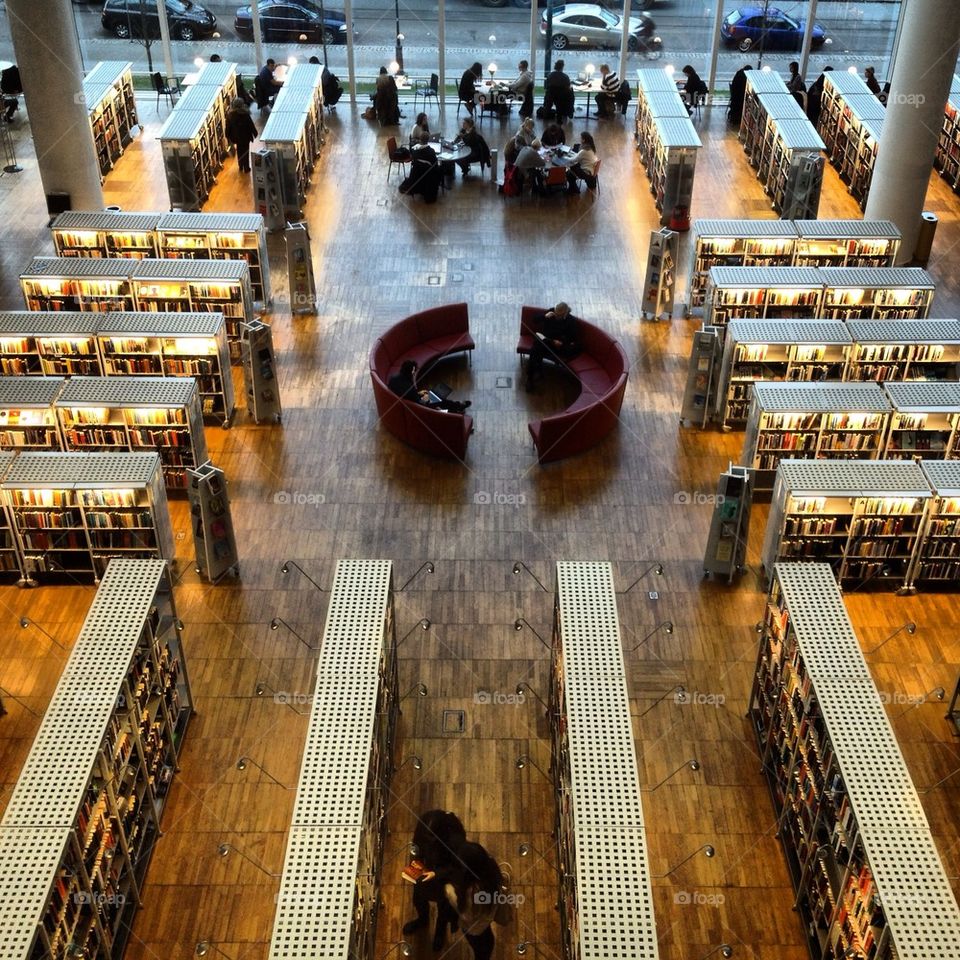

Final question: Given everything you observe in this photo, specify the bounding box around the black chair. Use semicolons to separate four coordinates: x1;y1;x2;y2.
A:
2;65;22;122
414;73;440;114
254;76;272;111
152;72;179;110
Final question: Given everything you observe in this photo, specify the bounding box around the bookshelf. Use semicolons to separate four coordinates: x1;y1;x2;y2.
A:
260;63;326;219
158;62;237;211
881;381;960;461
916;460;960;584
749;562;960;959
760;460;932;591
716;320;851;429
846;320;960;382
549;561;658;960
791;220;900;269
634;68;689;168
820;267;934;321
0;377;64;452
51;212;160;260
0;558;192;960
82;62;138;180
56;378;208;490
0;451;21;577
96;312;235;424
270;559;397;960
742;382;891;494
1;452;174;581
703;267;823;334
20;259;135;315
936;75;960;190
738;68;791;158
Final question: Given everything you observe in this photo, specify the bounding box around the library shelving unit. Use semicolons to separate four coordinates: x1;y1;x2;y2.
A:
816;71;885;207
702;267;822;334
738;68;792;160
0;378;64;452
686;220;900;309
0;312;102;376
846;319;960;382
749;562;960;959
51;211;160;260
158;62;237;211
916;460;960;585
1;452;175;582
156;212;271;306
96;312;235;424
742;382;891;494
820;267;934;321
0;451;21;577
260;63;326;220
270;559;397;960
128;259;254;363
0;558;193;960
549;561;658;960
936;74;960;190
716;320;851;429
56;377;209;490
20;258;135;315
760;459;932;591
633;68;700;227
82;62;138;180
881;381;960;461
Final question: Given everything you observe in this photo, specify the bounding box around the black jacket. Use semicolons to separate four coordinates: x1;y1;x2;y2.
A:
388;370;418;401
225;109;257;146
413;810;467;877
459;68;479;102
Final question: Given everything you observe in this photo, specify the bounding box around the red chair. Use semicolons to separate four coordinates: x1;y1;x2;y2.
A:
386;136;410;181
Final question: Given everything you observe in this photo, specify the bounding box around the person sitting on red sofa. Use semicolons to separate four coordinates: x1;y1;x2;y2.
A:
526;302;581;392
388;360;471;413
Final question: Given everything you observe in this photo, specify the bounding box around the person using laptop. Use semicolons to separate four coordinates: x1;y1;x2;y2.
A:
526;302;581;392
388;360;471;412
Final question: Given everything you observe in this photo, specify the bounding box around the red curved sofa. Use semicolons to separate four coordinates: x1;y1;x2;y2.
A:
369;303;475;461
518;305;629;464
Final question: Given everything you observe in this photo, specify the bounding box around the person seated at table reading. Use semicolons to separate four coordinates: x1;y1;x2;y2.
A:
526;302;581;392
389;360;471;412
459;62;483;116
680;64;708;110
543;60;574;123
515;117;538;147
516;138;546;192
455;118;491;176
375;66;403;126
401;134;441;203
566;131;598;193
507;59;535;118
255;58;282;110
410;112;431;145
595;64;620;119
541;122;566;147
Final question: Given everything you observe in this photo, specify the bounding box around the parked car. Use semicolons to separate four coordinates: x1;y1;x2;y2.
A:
234;0;352;44
101;0;218;41
501;0;657;8
540;3;656;51
720;6;829;52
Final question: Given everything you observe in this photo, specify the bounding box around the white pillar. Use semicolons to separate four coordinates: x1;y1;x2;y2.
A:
864;0;960;262
528;0;538;86
344;0;356;104
438;0;446;125
251;0;265;71
706;0;726;107
617;0;630;86
156;0;175;85
798;0;818;81
6;0;103;210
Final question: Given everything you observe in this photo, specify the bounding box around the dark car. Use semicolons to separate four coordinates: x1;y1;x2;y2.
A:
234;0;352;44
101;0;218;41
720;6;829;52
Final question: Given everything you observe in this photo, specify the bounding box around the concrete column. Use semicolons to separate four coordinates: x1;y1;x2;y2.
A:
6;0;103;210
864;0;960;262
438;0;446;125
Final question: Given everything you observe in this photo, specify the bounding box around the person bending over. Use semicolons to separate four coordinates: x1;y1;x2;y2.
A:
526;302;581;391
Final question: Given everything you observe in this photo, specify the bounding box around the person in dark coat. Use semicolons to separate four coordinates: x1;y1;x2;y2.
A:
225;97;258;173
459;62;483;116
443;841;504;960
375;66;402;125
544;59;574;123
540;122;566;147
727;64;751;126
806;66;833;127
401;137;443;204
526;301;581;391
455;118;491;176
680;64;708;111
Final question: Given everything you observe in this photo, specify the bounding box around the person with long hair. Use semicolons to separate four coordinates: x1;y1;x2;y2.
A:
567;131;599;193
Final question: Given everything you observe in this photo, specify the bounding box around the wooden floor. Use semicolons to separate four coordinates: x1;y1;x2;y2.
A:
1;91;960;960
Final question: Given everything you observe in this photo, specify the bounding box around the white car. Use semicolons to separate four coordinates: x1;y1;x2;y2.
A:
540;3;657;50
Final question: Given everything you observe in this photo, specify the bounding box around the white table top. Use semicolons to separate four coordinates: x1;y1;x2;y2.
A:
539;145;578;167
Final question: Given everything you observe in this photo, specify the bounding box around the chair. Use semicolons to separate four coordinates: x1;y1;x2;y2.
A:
589;158;601;195
386;136;410;181
152;72;179;110
457;97;474;119
414;73;441;114
542;165;568;196
691;92;706;123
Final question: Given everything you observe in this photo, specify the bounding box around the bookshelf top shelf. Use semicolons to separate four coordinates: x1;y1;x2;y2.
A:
52;211;160;233
22;257;132;280
260;109;310;144
283;62;324;89
757;92;807;120
0;377;65;406
777;458;931;495
157;108;213;143
774;117;825;151
824;70;872;97
641;90;688;118
131;258;249;283
920;459;960;496
709;266;821;287
746;71;789;95
753;380;889;412
96;311;226;337
727;319;851;344
0;312;102;336
57;376;198;408
791;218;900;239
650;115;702;148
0;451;16;480
195;59;237;86
2;451;161;487
83;60;133;89
156;212;264;233
843;93;887;120
695;219;796;238
819;266;934;290
635;67;678;92
883;380;960;411
846;319;960;344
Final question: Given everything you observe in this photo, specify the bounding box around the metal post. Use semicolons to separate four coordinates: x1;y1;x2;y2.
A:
706;0;726;107
344;0;356;104
528;0;538;87
438;0;446;124
155;0;175;85
251;0;264;71
617;0;630;86
798;0;818;81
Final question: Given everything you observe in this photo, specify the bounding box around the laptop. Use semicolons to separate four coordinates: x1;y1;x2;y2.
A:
427;381;452;404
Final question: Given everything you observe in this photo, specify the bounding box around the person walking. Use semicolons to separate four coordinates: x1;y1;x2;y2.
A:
225;97;258;174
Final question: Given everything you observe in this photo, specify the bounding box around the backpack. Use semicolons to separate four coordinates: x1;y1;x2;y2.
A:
502;163;522;198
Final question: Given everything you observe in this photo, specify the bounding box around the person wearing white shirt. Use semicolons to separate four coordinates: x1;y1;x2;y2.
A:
596;64;619;119
507;59;534;118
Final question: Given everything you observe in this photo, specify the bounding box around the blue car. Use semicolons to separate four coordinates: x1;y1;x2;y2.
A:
721;6;829;53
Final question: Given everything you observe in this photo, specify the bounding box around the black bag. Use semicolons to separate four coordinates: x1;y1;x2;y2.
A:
537;106;557;122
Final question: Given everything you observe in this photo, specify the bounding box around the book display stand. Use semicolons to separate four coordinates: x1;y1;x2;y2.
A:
642;228;679;320
187;461;238;584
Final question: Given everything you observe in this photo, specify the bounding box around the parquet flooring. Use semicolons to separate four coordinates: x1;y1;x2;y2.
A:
0;90;958;960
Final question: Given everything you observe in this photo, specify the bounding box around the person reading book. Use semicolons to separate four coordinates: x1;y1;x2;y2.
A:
388;360;471;413
526;302;581;392
402;810;468;950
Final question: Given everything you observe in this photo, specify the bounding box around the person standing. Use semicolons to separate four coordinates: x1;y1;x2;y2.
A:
544;60;574;123
864;66;882;96
443;841;505;960
806;65;833;127
786;61;806;107
459;62;483;116
507;59;534;118
225;97;258;174
728;63;752;126
527;302;581;391
375;66;402;125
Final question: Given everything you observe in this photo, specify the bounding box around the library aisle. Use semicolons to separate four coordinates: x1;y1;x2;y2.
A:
0;89;959;960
